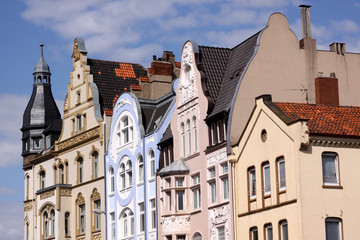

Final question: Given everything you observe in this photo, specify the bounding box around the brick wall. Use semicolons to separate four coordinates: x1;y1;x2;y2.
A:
315;77;339;106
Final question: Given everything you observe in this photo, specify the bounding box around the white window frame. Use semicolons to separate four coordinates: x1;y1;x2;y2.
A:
138;155;144;184
79;204;85;234
176;191;185;211
109;167;114;194
265;224;272;240
138;202;145;233
110;212;115;240
44;211;49;238
93;152;98;179
217;225;225;240
322;152;340;186
263;163;271;196
149;198;156;230
222;177;229;200
187;119;191;155
250;227;258;240
210;181;216;204
193;117;197;152
249;167;256;200
277;157;286;191
181;123;185;157
280;220;288;240
148;150;155;180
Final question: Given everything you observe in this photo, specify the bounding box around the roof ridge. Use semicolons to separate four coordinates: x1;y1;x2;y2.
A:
230;29;263;50
87;58;146;68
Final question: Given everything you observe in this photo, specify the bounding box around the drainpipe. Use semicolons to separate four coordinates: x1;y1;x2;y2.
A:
143;136;148;240
103;121;108;240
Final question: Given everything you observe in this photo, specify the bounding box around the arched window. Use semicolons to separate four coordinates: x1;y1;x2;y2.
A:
118;116;133;146
59;164;64;184
193;232;202;240
78;157;84;184
138;155;144;183
53;166;57;184
148;150;155;179
25;174;30;200
126;160;132;188
65;162;69;184
120;209;134;239
64;212;70;236
40;171;46;190
93;151;99;179
44;211;49;238
193;117;197;152
187;119;191;155
109;167;114;194
51;209;55;236
181;123;185;157
120;163;125;190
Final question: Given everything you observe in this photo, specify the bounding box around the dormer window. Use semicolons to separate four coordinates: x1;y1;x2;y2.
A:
33;137;41;150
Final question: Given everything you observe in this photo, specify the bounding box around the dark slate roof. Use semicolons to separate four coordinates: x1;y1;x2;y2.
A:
205;30;262;119
88;58;148;112
158;124;173;145
43;119;62;134
199;46;231;103
273;102;360;137
158;159;189;176
139;93;175;135
22;85;61;130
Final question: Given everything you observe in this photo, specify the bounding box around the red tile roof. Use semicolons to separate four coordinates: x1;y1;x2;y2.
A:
274;102;360;137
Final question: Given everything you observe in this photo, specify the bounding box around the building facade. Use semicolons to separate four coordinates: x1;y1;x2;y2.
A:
105;82;176;240
22;38;179;240
230;94;360;240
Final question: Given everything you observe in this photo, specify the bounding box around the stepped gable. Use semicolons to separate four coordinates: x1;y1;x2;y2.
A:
88;58;148;112
207;30;262;118
198;46;231;103
274;102;360;137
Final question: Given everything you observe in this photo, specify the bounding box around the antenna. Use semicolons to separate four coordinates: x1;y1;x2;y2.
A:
285;85;308;103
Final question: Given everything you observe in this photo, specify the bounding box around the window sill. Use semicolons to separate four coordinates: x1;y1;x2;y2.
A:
249;197;256;202
263;194;271;199
108;192;114;197
148;178;155;183
322;185;343;189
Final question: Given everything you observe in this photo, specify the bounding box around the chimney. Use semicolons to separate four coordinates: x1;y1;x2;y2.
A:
329;42;346;55
315;73;339;106
300;5;312;39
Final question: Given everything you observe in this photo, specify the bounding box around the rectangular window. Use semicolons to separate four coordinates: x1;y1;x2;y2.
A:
222;178;229;200
139;202;145;232
265;224;273;240
83;114;87;131
45;135;51;149
210;182;216;204
222;163;228;174
167;192;172;211
77;115;82;133
33;137;41;149
79;204;85;234
176;178;184;187
193;188;201;209
72;118;75;133
166;236;173;240
65;212;70;236
322;153;339;186
150;199;156;229
250;227;258;240
110;213;115;240
192;174;200;185
177;235;186;240
211;124;216;145
177;191;184;210
277;157;286;191
209;168;216;179
280;220;288;240
217;121;221;143
263;163;271;196
325;218;342;240
218;226;225;240
94;200;101;230
249;167;256;200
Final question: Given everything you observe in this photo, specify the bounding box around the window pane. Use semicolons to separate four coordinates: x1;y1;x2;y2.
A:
281;221;288;240
249;168;256;199
322;154;338;184
218;226;225;240
177;191;184;210
250;227;258;240
326;219;341;240
223;178;229;200
211;182;216;203
263;164;271;195
278;159;286;190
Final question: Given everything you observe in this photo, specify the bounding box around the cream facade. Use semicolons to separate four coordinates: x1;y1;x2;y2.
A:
230;95;360;240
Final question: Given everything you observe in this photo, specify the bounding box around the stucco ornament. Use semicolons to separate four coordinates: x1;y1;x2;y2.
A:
161;215;190;233
207;151;227;165
114;99;132;114
179;44;197;105
209;205;230;240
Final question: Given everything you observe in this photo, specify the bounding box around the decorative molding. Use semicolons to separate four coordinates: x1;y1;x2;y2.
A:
76;193;85;205
91;188;101;200
146;136;155;145
161;215;190;233
40;189;55;200
115;99;132;114
179;44;197;105
60;188;72;196
209;205;230;240
72;41;81;61
57;127;100;151
24;201;33;211
207;151;227;165
310;138;360;148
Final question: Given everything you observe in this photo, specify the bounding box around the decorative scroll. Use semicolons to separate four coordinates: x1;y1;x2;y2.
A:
40;189;55;200
57;127;100;151
207;151;227;165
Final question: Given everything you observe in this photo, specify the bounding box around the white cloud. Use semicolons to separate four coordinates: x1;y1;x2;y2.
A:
0;94;63;168
205;27;261;47
0;186;18;196
0;201;24;240
330;19;359;34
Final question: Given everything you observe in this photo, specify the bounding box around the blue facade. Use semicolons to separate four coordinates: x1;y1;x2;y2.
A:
105;82;176;240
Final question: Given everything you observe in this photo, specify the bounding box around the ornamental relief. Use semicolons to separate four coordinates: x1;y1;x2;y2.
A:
76;193;85;205
114;98;132;114
209;205;230;240
179;44;198;106
57;127;100;151
161;215;190;233
24;201;33;211
207;151;227;166
91;188;101;200
60;188;72;196
40;189;55;200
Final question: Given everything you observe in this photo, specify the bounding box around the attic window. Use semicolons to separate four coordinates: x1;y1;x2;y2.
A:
261;129;267;142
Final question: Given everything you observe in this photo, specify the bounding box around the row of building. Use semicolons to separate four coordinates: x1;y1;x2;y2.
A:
22;6;360;240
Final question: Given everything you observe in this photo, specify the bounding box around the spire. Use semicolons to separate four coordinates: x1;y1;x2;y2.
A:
33;43;50;74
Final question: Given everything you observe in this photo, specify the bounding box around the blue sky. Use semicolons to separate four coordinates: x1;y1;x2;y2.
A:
1;0;360;239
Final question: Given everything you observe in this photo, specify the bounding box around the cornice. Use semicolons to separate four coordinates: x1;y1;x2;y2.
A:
309;135;360;148
56;126;101;152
